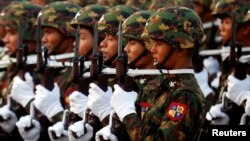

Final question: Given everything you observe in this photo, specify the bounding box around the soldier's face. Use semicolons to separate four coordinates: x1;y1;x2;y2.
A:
3;27;18;55
99;33;118;61
78;28;93;57
42;27;64;52
150;40;175;68
219;16;232;44
124;39;145;66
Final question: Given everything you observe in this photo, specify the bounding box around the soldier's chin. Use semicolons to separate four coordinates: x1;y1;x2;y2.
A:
153;61;159;66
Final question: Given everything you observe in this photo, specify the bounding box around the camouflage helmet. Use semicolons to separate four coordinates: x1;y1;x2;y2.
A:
125;0;152;10
148;0;194;11
98;5;138;36
122;10;152;43
39;1;80;37
142;6;204;49
1;1;42;41
193;0;212;9
97;0;125;7
212;0;249;23
71;4;108;28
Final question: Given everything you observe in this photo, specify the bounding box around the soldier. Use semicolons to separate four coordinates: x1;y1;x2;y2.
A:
94;10;155;140
14;1;80;141
47;4;108;141
0;1;42;140
85;5;137;141
107;6;206;141
206;0;250;125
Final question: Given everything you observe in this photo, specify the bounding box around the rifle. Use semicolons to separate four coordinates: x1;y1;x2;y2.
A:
85;23;107;141
222;1;248;124
111;22;133;141
68;25;91;129
35;16;56;140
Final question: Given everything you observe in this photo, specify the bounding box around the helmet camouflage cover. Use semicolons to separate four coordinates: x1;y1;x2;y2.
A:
212;0;250;23
1;1;42;41
39;1;80;37
122;10;152;42
98;5;138;36
148;0;195;11
71;4;108;28
142;6;204;49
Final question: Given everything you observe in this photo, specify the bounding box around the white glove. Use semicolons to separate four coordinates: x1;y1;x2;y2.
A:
194;68;214;98
240;113;250;125
245;96;250;116
68;122;93;141
206;103;229;125
226;75;250;105
111;84;137;121
211;71;221;89
34;83;63;119
48;109;69;141
69;91;88;118
203;56;219;76
95;111;118;141
16;115;41;141
88;83;113;121
11;72;35;107
48;122;68;141
0;105;18;133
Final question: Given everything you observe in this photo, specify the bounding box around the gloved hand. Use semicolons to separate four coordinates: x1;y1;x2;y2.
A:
0;105;18;133
203;56;219;76
111;84;137;121
16;115;41;141
48;110;69;141
206;103;229;125
95;110;117;141
11;72;35;107
239;113;250;125
245;95;250;116
34;83;63;119
226;75;250;105
88;83;113;121
68;121;93;141
48;122;68;141
69;91;88;118
211;72;221;89
194;68;214;98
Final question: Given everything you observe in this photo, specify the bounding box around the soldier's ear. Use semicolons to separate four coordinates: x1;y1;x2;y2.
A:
242;25;250;35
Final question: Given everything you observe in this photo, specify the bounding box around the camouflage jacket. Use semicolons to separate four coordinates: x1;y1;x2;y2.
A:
123;73;206;141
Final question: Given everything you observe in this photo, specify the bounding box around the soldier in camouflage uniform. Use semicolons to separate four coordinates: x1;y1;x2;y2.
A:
205;0;250;125
85;5;137;141
107;6;206;141
0;1;42;140
98;5;138;68
48;5;108;141
13;1;80;141
206;0;250;126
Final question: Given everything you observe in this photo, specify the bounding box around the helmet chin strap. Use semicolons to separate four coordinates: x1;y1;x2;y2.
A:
128;49;148;69
104;53;117;67
155;49;174;69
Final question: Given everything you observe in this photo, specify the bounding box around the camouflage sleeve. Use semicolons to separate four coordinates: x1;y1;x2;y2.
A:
123;90;204;141
158;90;204;141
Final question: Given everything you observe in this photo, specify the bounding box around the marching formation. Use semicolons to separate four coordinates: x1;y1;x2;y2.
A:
0;0;249;141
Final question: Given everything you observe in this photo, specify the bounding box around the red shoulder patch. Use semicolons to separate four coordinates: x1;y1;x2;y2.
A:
166;102;187;121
